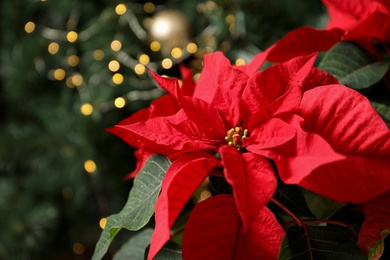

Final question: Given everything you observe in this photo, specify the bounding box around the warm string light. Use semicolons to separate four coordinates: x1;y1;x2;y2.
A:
186;43;198;54
150;41;161;52
108;60;120;72
84;160;97;173
114;97;126;108
99;218;107;229
53;68;66;80
66;31;78;42
139;54;150;65
112;73;124;85
162;58;173;69
48;42;59;54
235;58;246;66
110;40;122;51
80;103;93;116
71;74;83;87
115;4;127;15
24;21;35;33
134;64;145;74
171;47;182;59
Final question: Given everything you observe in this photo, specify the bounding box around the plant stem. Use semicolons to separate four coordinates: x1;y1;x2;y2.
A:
270;197;304;226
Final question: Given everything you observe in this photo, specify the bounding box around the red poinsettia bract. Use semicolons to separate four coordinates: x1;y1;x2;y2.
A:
107;65;193;179
109;52;390;259
323;0;390;43
182;194;284;260
358;189;390;259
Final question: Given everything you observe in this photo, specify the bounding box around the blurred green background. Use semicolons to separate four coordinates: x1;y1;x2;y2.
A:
0;0;327;259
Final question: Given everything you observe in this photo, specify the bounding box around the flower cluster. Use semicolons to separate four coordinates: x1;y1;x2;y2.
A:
95;0;390;259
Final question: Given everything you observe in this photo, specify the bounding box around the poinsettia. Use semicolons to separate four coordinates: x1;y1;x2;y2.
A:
108;62;262;179
109;51;390;259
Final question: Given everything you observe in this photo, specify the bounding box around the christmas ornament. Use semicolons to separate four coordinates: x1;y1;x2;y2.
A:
148;10;191;57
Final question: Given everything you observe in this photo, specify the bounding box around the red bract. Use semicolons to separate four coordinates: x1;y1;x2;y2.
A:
149;152;222;260
358;190;390;259
107;66;192;179
182;195;284;260
323;0;390;43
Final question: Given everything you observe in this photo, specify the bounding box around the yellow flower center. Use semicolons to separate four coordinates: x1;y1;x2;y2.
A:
225;127;248;151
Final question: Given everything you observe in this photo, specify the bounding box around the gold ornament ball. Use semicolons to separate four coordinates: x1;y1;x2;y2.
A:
148;10;191;57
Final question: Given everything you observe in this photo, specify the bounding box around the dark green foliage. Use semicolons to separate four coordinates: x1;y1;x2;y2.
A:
278;225;367;260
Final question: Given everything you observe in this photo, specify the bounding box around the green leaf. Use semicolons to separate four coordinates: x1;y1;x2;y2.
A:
92;154;171;260
145;240;182;260
318;41;390;89
113;228;153;260
371;101;390;128
278;225;366;260
302;189;345;219
271;182;315;219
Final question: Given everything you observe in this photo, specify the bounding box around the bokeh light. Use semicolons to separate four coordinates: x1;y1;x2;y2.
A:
99;218;107;229
71;74;83;86
112;73;124;85
84;160;97;173
139;54;150;65
80;103;93;116
114;97;126;108
150;41;161;52
171;47;182;59
48;42;59;54
235;58;246;66
162;58;173;69
186;43;198;54
115;4;127;15
134;64;145;75
66;31;78;42
53;69;66;80
110;40;122;51
108;60;120;72
24;21;35;33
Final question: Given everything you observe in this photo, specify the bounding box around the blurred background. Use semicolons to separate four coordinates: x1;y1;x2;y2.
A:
0;0;327;259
